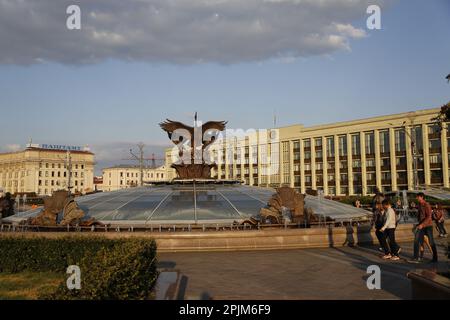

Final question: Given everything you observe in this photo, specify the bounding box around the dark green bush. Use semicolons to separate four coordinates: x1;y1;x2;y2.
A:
0;237;123;273
0;236;158;300
41;239;158;300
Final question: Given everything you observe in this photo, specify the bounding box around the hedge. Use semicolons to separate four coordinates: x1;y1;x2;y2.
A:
0;236;158;300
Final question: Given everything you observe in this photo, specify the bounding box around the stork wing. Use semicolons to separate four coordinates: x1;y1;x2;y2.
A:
202;121;228;135
159;119;194;139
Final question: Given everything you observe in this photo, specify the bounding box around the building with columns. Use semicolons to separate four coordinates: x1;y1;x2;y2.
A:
167;108;447;196
0;144;95;196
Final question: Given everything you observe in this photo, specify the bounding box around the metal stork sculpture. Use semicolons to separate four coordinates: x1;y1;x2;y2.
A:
160;114;227;179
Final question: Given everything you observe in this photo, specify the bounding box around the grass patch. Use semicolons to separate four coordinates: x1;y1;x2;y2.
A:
0;272;63;300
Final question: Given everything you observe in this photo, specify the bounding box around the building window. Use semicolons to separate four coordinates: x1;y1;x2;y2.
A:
430;154;442;164
352;160;361;168
326;137;335;158
395;129;406;152
429;139;441;151
366;172;375;182
303;139;311;149
351;134;361;156
428;124;440;135
379;131;390;153
366;159;375;168
365;132;375;155
338;136;347;156
315;138;322;148
412;126;423;151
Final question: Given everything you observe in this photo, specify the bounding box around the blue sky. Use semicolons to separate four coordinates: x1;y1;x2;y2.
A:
0;0;449;172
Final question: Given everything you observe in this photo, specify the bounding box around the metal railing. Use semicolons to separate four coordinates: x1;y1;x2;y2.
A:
0;218;369;234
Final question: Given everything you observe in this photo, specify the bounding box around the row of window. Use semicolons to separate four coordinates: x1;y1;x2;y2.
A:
215;125;444;165
38;179;84;187
38;171;84;178
39;163;85;170
106;172;165;179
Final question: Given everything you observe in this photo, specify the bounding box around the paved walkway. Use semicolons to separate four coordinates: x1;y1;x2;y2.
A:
158;238;448;300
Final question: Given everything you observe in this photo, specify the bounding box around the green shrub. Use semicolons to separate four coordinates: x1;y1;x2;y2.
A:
0;237;122;273
41;239;158;300
0;236;158;300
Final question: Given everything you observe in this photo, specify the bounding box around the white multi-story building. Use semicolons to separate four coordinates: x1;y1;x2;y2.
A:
0;144;95;196
102;165;168;191
165;108;449;196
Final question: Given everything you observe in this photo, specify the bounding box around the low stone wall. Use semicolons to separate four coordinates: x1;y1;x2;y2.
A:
1;222;448;252
407;270;450;300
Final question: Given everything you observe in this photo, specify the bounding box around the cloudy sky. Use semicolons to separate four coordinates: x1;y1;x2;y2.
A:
0;0;449;174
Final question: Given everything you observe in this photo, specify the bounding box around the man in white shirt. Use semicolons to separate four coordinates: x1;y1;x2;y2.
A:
380;199;402;261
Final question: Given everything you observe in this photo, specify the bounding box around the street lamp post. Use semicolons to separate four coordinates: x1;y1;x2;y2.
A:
66;151;73;195
402;123;419;190
391;121;419;190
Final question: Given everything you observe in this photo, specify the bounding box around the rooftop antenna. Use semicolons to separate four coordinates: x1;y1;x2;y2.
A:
273;109;277;128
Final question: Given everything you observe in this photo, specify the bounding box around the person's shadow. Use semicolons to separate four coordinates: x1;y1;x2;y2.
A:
343;224;355;247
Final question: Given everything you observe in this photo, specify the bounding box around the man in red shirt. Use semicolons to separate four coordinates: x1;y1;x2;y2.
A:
411;193;438;263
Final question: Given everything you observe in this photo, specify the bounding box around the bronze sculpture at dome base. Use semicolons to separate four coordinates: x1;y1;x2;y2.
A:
27;190;100;227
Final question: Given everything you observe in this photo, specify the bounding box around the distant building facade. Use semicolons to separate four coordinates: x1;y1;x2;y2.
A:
166;108;448;196
102;165;168;191
0;144;95;196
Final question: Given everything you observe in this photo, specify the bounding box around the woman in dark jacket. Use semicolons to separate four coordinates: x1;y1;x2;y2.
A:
373;203;389;256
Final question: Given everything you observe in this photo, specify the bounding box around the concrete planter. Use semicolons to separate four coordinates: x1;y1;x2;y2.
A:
407;270;450;300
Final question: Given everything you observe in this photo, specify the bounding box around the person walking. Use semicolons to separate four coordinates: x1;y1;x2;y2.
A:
380;199;401;261
419;235;433;260
411;193;438;263
433;204;447;238
373;203;390;258
372;188;385;213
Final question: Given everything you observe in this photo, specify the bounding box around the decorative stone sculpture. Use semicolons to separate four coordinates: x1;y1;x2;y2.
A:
259;187;318;225
159;117;227;179
28;190;99;227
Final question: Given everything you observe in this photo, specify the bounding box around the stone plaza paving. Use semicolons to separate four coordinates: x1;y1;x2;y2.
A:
158;239;449;300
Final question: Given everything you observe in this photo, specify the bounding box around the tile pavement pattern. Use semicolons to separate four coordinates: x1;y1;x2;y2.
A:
158;239;449;300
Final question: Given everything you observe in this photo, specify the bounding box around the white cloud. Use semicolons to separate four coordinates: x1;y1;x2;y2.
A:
0;0;386;65
2;144;22;152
